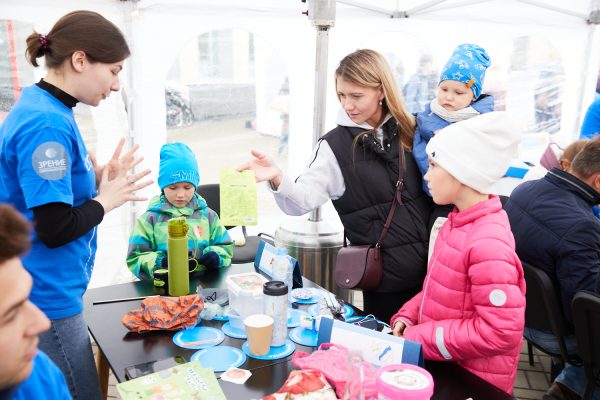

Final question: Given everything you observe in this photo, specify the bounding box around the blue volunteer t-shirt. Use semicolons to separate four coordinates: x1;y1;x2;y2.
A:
0;85;97;320
5;351;72;400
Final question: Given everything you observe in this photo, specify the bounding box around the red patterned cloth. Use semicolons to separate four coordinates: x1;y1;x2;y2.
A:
121;295;203;333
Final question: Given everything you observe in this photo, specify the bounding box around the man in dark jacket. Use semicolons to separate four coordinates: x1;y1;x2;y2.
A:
505;136;600;400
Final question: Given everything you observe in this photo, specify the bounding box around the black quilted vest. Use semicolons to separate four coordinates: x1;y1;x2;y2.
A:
321;118;431;292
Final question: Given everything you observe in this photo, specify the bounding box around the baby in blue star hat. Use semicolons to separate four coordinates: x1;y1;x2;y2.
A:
412;43;494;199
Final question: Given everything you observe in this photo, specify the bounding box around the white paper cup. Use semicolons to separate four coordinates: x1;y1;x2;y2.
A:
243;314;274;356
227;310;245;331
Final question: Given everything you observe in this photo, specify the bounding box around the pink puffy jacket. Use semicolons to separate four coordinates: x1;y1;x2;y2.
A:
390;196;526;394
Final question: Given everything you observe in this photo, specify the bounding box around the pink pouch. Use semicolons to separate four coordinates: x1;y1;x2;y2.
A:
262;370;337;400
539;142;563;170
291;343;377;399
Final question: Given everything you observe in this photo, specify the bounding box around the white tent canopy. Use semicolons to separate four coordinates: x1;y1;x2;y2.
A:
1;0;598;286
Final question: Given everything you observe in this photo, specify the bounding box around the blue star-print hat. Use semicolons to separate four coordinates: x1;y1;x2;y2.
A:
439;43;491;99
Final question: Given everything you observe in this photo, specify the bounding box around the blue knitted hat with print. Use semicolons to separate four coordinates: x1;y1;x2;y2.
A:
439;43;491;99
158;142;200;190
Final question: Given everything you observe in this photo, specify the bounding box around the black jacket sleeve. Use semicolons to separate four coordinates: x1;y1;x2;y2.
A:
32;201;105;248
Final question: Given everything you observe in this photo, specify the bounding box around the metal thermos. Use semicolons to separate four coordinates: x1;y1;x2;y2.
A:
167;217;190;296
263;281;288;347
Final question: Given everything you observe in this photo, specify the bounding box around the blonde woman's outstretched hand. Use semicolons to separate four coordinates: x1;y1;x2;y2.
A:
237;149;283;189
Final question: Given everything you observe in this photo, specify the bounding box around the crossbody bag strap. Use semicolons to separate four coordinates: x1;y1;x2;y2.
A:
343;136;406;248
376;144;405;246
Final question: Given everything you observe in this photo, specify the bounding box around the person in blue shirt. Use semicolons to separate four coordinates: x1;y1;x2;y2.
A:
580;97;600;139
0;11;152;400
0;204;71;400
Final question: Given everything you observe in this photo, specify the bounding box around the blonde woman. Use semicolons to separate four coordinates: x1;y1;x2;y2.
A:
240;49;431;322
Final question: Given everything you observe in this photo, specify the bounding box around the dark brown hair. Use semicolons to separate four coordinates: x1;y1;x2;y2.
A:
0;205;31;264
571;136;600;179
335;49;415;151
25;10;130;68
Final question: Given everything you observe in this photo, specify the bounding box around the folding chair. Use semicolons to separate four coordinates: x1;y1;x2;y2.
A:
197;183;273;264
522;261;577;379
572;291;600;400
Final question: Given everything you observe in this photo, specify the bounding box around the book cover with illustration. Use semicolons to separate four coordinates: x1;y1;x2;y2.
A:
117;361;226;400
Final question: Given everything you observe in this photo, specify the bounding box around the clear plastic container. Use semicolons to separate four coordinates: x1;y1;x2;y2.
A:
226;272;268;319
376;364;434;400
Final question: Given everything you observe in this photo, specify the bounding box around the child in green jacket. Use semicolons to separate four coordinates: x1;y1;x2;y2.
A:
127;142;233;280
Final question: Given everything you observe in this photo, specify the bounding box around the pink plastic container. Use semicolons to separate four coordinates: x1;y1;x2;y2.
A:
376;364;434;400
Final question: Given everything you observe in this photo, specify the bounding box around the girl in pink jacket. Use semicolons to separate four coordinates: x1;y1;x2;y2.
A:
391;112;526;394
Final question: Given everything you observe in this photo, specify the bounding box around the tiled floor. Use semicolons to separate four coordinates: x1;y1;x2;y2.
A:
515;342;553;399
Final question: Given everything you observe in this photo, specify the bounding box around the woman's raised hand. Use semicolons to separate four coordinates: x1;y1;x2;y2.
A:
237;149;283;188
90;137;142;187
93;139;153;213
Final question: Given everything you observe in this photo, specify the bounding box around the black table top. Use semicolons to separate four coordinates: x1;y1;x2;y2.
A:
84;263;515;399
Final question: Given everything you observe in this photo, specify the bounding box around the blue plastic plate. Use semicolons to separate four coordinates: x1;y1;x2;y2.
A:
288;326;318;347
307;303;354;319
241;339;295;360
221;321;247;339
287;308;310;328
191;346;246;372
173;326;224;349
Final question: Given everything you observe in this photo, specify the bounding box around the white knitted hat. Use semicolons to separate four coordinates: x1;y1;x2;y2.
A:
425;112;522;194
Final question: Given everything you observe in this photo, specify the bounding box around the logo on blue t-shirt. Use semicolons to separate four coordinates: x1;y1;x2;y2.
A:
31;141;70;180
84;154;93;171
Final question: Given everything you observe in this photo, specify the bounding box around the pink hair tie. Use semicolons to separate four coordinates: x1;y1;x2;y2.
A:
39;34;48;50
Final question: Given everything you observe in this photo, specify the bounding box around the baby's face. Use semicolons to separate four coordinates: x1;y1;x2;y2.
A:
437;80;474;111
164;182;196;208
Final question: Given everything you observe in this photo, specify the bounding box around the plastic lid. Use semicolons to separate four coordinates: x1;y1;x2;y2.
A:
227;273;268;295
263;281;288;296
168;217;188;237
154;268;168;278
376;364;434;399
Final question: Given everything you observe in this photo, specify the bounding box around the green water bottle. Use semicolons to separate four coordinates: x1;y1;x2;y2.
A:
167;217;190;296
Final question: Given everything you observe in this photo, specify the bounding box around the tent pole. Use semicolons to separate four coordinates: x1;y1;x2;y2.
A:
574;26;600;138
307;0;336;223
122;0;141;230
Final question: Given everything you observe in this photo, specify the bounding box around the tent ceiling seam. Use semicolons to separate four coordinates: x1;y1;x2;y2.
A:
514;0;589;21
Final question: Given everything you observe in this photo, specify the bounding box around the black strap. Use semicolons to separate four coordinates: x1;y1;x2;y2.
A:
343;143;406;248
376;145;405;246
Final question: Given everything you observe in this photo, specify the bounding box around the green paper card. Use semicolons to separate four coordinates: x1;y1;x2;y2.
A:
116;361;226;400
219;168;258;226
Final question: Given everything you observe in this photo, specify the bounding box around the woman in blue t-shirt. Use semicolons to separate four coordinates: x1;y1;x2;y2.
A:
0;11;152;400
